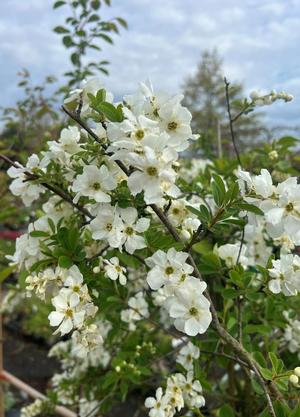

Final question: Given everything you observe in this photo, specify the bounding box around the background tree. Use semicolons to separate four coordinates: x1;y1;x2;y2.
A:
183;49;266;158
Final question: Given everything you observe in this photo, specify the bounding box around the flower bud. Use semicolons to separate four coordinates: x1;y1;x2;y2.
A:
93;266;100;273
294;367;300;377
268;150;278;161
289;374;299;386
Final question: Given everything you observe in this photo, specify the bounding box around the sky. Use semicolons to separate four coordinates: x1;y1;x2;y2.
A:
1;0;300;131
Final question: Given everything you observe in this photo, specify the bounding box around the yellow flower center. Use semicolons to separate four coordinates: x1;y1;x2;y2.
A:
168;121;178;131
146;166;158;177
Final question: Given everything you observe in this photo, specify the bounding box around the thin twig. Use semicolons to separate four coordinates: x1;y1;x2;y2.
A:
224;77;242;167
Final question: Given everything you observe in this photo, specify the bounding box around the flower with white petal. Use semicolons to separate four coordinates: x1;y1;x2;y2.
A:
176;342;200;371
158;99;193;151
64;265;91;302
215;243;248;268
119;207;150;254
144;387;167;417
7;154;43;206
72;164;117;203
168;280;212;336
104;257;127;285
146;248;193;291
121;292;149;330
90;205;123;248
268;254;300;296
107;107;159;152
181;371;205;408
71;324;103;358
126;142;180;205
48;126;82;160
48;288;85;335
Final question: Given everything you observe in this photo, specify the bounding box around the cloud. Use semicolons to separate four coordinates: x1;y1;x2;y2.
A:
0;0;299;129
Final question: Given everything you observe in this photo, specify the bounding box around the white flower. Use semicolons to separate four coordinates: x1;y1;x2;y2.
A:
158;98;193;151
119;207;150;254
268;254;300;296
127;142;180;205
168;280;212;336
72;164;117;203
64;265;91;302
71;324;103;358
104;257;127;285
237;168;275;198
7;154;43;206
167;200;189;226
164;374;184;412
48;288;85;335
216;243;248;268
121;292;149;330
90;204;123;247
145;387;167;417
181;371;205;408
107;107;159;152
146;248;193;290
48;126;82;161
176;342;200;371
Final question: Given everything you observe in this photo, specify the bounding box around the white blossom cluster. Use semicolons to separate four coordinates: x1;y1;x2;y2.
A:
238;169;300;248
26;264;97;336
90;206;150;254
167;199;201;241
146;248;212;336
268;254;300;296
21;399;50;417
250;89;293;106
7;196;73;270
145;372;205;417
48;319;111;409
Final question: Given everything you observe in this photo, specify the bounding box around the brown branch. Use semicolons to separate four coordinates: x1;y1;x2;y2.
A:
224;77;242;167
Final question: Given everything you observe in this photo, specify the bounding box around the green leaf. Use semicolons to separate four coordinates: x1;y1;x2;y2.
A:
97;101;123;122
116;17;128;29
58;256;73;268
98;33;113;44
277;135;298;148
53;1;66;8
71;52;80;66
29;231;49;238
91;0;100;10
62;36;74;47
252;351;267;368
219;404;235;417
53;26;69;34
0;265;16;283
244;324;271;336
238;203;263;216
260;367;273;380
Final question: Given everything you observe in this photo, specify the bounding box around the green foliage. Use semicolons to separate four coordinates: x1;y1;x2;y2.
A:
52;0;127;86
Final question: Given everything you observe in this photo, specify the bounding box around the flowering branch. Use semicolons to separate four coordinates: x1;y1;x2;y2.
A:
0;153;94;219
61;104;280;416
